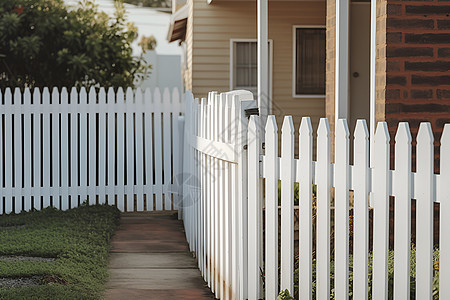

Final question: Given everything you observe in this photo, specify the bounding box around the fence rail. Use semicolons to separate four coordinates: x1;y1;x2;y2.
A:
182;89;449;299
0;86;184;214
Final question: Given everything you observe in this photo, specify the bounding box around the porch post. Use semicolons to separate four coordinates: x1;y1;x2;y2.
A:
370;0;376;165
335;0;350;123
258;0;269;126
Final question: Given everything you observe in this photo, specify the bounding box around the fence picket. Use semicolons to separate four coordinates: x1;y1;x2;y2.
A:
126;88;135;212
353;120;370;300
98;88;107;205
60;88;70;210
316;118;331;300
415;122;434;299
298;117;313;300
440;124;450;298
154;88;163;211
42;88;51;208
23;88;32;211
107;88;116;207
116;88;125;211
372;122;390;300
135;89;144;211
265;115;279;299
79;88;88;206
393;123;412;300
163;88;172;210
280;116;295;293
334;119;350;300
4;89;13;214
88;87;97;206
70;88;79;208
33;88;42;210
14;88;23;213
51;87;60;209
248;115;261;299
144;88;154;210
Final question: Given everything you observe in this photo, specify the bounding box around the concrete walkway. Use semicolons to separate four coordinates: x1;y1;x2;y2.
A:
104;211;214;300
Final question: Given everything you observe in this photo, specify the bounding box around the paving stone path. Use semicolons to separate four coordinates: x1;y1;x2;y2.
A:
104;211;214;300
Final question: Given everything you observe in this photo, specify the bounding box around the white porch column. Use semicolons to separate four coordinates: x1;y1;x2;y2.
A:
335;0;350;124
258;0;269;126
370;0;377;165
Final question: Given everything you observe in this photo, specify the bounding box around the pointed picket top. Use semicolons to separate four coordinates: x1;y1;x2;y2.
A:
51;87;59;104
14;87;22;105
299;117;313;139
33;87;41;105
124;87;132;105
336;118;350;140
43;87;50;105
395;122;412;144
281;116;294;136
4;88;12;105
78;87;87;104
106;87;114;104
87;86;96;104
163;87;171;109
318;117;331;139
135;88;143;105
69;87;76;105
154;87;162;104
417;122;434;147
248;115;260;152
116;87;125;104
442;124;450;153
374;122;390;145
23;88;31;106
98;87;106;104
61;87;69;104
354;119;369;141
144;87;152;105
172;87;180;103
265;115;278;135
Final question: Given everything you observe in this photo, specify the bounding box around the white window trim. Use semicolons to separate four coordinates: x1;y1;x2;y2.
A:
292;25;326;99
229;39;273;110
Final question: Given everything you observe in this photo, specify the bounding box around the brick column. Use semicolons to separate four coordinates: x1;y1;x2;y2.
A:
326;0;336;158
385;0;450;169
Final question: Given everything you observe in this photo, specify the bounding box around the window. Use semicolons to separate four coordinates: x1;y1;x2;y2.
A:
294;27;326;97
230;39;272;97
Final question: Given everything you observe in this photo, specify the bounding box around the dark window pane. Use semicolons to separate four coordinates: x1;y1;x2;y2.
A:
235;42;257;88
295;28;326;95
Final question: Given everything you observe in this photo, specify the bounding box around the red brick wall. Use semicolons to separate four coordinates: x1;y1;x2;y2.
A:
385;1;450;169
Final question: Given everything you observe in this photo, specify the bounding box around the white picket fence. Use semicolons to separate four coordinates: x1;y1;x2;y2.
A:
182;90;449;299
0;87;184;214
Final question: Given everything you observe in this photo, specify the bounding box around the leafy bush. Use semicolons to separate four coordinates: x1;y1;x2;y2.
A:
278;248;440;299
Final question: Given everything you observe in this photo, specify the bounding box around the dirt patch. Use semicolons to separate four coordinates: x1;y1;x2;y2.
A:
0;225;26;230
0;275;44;288
0;256;56;262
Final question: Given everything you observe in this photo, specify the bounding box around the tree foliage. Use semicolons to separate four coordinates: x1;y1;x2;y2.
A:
0;0;148;89
138;35;157;52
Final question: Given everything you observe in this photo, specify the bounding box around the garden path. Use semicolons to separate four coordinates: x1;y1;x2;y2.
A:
104;211;214;299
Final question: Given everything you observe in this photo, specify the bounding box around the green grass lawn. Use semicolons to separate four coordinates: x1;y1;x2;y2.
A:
0;204;120;299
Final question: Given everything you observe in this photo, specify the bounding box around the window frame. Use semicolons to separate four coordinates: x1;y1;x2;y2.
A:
292;25;326;99
229;38;273;101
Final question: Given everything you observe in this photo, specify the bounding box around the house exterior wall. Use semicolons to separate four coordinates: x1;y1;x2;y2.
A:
186;0;326;135
385;0;450;159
